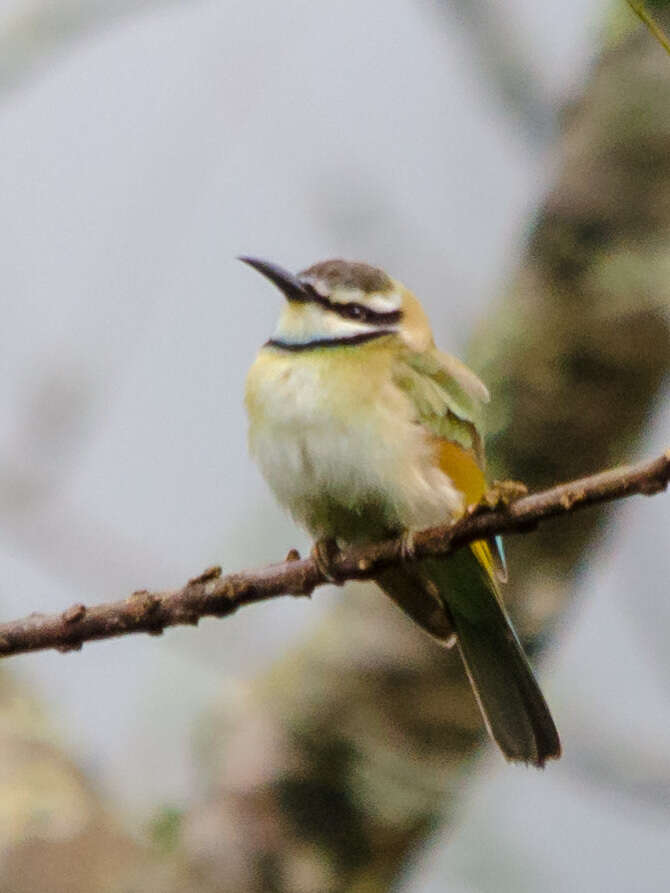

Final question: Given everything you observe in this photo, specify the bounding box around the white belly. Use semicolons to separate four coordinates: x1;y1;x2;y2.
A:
245;347;463;542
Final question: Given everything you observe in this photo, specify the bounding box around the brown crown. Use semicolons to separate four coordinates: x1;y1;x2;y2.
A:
299;259;393;294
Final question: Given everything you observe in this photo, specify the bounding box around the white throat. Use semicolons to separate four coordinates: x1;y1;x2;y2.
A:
273;302;398;346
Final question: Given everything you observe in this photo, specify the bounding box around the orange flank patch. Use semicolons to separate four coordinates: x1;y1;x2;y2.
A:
436;438;498;587
436;439;486;506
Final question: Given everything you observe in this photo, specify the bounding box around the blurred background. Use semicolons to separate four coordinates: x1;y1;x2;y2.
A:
1;0;669;890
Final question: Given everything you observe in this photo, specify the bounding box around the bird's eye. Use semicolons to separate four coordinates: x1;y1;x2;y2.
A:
347;304;366;319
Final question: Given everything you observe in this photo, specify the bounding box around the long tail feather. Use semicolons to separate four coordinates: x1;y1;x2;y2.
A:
377;547;560;766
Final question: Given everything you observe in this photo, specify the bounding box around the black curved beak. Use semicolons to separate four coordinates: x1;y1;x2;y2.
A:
238;256;308;303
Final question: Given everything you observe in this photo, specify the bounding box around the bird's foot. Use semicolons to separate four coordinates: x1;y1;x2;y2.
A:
474;479;528;513
311;538;344;584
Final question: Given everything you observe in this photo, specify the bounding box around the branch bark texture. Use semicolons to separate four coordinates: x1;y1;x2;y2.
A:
1;452;667;660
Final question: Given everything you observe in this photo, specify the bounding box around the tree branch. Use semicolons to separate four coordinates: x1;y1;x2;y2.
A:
1;450;668;660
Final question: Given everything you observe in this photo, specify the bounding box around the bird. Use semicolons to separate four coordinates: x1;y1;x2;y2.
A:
242;256;561;766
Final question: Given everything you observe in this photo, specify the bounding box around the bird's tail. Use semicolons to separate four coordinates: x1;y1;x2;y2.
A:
376;545;561;766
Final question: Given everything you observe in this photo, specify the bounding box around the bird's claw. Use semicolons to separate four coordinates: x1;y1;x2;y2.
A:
474;479;528;512
311;538;343;584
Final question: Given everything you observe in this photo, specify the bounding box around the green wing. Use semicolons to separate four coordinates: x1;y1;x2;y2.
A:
377;347;560;764
392;346;486;463
393;347;506;578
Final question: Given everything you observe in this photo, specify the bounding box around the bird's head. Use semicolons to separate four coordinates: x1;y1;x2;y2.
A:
240;256;433;351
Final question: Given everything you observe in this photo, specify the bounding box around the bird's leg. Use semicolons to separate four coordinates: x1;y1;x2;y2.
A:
311;538;344;584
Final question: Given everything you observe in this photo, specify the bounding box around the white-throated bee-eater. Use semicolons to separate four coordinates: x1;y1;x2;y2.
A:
242;256;560;766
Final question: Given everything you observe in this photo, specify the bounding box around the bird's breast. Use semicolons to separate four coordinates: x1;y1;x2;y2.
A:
245;345;463;541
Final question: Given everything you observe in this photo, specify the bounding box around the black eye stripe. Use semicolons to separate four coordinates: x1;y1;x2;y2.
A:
299;282;402;326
